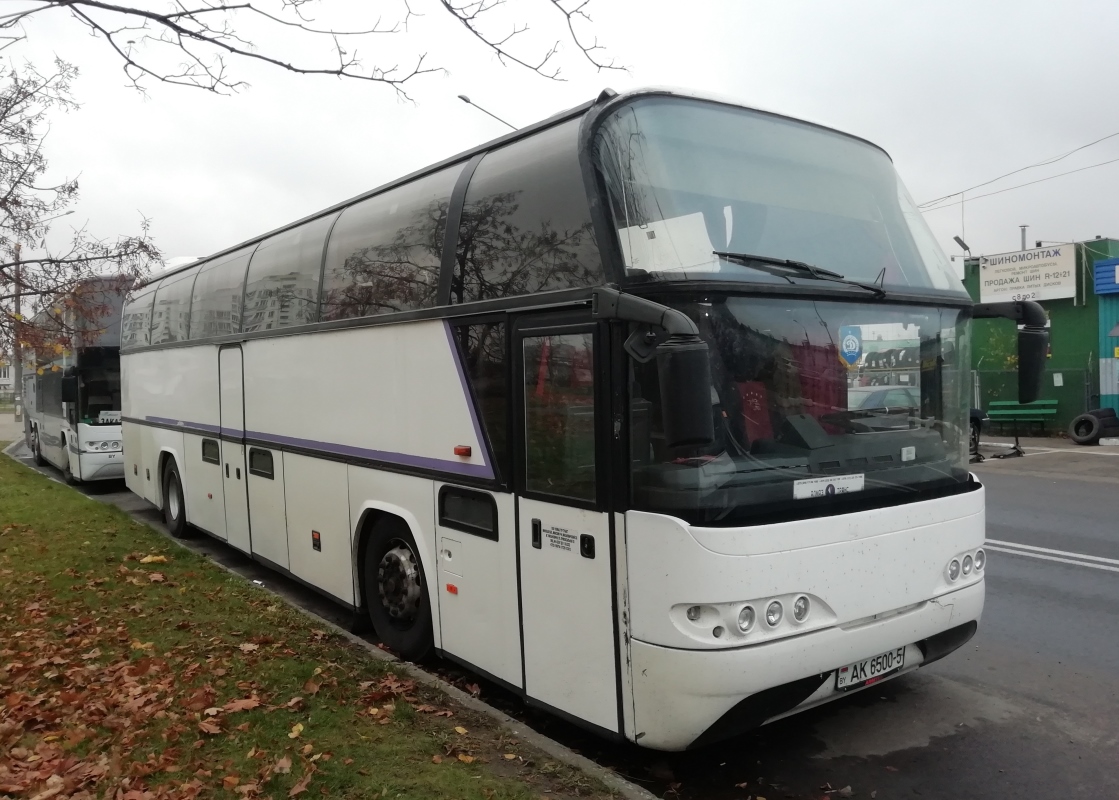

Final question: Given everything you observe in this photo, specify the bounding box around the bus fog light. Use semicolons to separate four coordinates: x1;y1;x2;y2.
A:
948;559;961;581
686;606;701;621
765;601;783;627
962;555;973;575
974;549;986;571
712;626;724;638
737;605;755;632
792;595;810;622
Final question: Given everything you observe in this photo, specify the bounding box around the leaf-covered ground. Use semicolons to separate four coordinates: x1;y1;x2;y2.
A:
0;453;614;800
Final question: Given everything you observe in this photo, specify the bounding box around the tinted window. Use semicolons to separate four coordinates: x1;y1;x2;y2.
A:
322;166;460;321
451;120;602;305
120;287;156;348
438;486;498;540
523;332;596;502
189;248;254;339
244;215;336;332
248;448;274;479
201;438;220;464
151;267;199;345
455;322;508;480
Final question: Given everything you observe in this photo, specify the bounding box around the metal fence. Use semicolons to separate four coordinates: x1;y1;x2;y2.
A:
973;368;1094;435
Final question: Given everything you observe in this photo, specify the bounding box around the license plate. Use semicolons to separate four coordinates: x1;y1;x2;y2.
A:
835;647;905;691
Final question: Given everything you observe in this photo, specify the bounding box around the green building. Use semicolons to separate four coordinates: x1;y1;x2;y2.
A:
962;237;1119;432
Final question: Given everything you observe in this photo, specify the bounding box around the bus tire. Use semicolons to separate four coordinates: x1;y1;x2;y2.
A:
61;437;79;485
30;427;45;467
363;516;433;662
1087;408;1117;420
1068;413;1102;445
162;460;190;539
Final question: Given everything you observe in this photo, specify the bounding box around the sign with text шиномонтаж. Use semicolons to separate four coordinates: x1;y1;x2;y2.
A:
979;246;1075;303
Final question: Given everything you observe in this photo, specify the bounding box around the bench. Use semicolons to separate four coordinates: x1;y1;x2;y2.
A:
986;399;1058;436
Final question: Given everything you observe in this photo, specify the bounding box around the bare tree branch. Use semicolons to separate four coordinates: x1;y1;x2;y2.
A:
2;1;619;96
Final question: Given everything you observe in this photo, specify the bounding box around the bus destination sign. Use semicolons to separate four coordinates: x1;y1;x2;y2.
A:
978;246;1075;303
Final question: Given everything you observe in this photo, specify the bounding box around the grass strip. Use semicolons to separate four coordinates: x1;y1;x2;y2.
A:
0;453;614;799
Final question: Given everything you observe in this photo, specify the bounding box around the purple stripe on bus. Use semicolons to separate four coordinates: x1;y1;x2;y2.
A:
244;429;494;479
146;415;179;426
220;427;244;438
443;320;493;476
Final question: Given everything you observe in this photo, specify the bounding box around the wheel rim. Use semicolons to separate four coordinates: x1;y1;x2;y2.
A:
377;541;422;627
167;478;181;520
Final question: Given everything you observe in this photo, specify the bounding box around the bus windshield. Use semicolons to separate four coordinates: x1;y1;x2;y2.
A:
78;351;122;425
593;97;963;296
629;296;971;525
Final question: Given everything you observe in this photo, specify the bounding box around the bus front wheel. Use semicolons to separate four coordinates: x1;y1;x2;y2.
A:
162;460;190;539
363;517;433;662
61;437;79;485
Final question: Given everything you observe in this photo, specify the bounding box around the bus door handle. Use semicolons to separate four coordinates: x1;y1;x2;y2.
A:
225;463;229;478
531;518;541;549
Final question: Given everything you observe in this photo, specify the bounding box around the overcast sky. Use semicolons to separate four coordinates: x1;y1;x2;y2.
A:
14;0;1119;274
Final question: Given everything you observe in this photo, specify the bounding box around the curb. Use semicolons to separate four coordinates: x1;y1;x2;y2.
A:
1;444;658;800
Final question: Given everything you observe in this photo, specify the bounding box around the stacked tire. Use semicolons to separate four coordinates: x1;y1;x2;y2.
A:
1068;408;1119;445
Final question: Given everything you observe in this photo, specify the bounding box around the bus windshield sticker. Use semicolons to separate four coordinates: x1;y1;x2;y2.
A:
793;474;865;500
99;410;121;423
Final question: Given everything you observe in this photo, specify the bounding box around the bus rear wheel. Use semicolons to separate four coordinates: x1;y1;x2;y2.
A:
162;460;190;539
363;517;433;661
30;428;45;467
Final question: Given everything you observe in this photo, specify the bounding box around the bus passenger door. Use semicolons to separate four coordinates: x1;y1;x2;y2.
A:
515;320;619;734
219;346;251;554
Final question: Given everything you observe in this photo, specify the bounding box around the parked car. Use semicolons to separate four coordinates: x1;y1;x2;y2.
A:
848;386;986;453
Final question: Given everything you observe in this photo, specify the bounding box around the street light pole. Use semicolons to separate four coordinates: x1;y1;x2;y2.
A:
457;95;517;131
1020;225;1029;251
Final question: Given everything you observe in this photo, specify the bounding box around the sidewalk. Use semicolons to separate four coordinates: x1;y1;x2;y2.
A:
0;412;23;443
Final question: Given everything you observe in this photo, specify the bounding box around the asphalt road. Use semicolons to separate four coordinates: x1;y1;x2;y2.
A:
6;437;1117;799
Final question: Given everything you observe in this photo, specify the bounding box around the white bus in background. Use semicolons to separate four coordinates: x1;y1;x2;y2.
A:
23;277;129;483
119;89;1047;751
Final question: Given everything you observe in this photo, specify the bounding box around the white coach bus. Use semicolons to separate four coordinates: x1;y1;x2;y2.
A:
119;89;1047;750
23;277;128;484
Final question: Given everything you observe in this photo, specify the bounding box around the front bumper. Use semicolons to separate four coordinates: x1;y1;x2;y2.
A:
629;579;984;750
79;450;126;481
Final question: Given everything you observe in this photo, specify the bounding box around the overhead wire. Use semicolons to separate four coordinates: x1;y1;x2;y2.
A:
919;155;1119;212
919;128;1119;209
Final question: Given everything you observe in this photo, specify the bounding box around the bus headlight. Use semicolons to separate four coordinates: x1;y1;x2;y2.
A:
686;605;701;621
792;595;810;622
974;549;986;571
947;559;961;581
737;605;755;632
962;554;974;575
765;601;783;627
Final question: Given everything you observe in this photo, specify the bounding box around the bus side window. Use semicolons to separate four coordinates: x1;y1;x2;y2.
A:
248;448;274;479
201;438;220;465
438;486;498;541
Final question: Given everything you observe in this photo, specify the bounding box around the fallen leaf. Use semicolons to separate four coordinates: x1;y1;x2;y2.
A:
203;706;222;717
140;554;168;564
239;643;259;654
222;775;240;789
224;697;261;713
431;754;443;764
288;766;315;797
457;753;475;764
289;722;304;739
838;788;854;798
504;753;517;760
130;640;155;651
198;719;222;735
454;726;468;735
302;679;320;695
300;743;314;756
148;572;166;583
273;755;292;774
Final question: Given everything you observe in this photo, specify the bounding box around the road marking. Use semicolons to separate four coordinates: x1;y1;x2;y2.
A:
985;543;1119;574
986;538;1119;567
978;441;1119;456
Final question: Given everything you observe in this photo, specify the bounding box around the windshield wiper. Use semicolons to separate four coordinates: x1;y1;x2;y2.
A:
713;251;887;299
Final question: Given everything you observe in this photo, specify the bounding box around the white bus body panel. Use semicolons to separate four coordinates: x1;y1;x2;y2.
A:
623;486;986;750
219;347;251;554
247;450;288;568
519;497;617;733
435;487;521;687
183;432;227;539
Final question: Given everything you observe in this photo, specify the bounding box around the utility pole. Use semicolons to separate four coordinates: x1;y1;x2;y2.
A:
1020;225;1029;251
12;243;21;421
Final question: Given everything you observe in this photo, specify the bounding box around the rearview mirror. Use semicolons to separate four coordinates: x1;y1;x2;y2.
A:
972;300;1049;404
657;336;716;449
